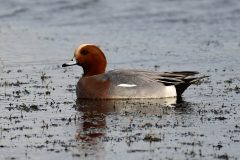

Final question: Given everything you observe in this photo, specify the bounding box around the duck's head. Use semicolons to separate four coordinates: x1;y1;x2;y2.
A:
62;44;107;77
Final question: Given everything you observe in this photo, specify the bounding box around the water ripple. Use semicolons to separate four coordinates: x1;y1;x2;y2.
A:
0;7;28;18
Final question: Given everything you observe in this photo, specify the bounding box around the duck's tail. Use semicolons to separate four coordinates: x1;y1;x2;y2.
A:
175;75;209;97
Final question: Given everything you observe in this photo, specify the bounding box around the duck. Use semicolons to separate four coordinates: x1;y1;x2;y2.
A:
62;44;208;99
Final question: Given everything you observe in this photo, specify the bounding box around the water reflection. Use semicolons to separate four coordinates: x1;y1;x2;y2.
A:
76;97;179;113
75;98;180;139
74;97;191;158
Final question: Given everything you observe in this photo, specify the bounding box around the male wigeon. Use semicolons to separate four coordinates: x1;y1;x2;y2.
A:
62;44;207;99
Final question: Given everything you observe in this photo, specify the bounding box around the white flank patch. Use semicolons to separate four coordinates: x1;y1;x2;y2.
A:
117;84;137;88
165;86;177;97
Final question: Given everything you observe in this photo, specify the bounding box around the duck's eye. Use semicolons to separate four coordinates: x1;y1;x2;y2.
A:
81;50;88;55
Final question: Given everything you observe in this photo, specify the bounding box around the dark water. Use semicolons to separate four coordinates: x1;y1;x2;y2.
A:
1;0;240;159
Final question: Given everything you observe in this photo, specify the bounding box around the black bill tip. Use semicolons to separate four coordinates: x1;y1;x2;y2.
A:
62;63;68;67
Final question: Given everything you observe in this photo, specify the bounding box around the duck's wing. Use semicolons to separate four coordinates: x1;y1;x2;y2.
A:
106;69;208;97
157;71;208;96
135;70;208;96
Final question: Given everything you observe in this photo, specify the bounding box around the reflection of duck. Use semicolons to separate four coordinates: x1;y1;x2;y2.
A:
74;97;192;158
76;98;178;116
63;44;208;99
75;108;106;141
75;98;188;142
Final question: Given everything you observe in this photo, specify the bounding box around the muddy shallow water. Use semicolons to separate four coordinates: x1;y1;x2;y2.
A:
1;0;240;159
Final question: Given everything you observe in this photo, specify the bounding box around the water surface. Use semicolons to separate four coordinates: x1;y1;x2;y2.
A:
1;0;240;159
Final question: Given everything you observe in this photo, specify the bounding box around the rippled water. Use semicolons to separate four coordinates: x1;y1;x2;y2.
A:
1;0;240;159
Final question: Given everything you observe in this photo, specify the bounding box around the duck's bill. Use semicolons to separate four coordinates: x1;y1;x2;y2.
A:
62;59;77;67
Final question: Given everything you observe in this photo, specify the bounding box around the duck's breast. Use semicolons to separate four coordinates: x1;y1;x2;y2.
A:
76;74;110;99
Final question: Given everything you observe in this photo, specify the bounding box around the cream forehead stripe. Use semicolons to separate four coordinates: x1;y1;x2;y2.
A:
74;44;95;57
76;44;95;52
117;84;137;87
